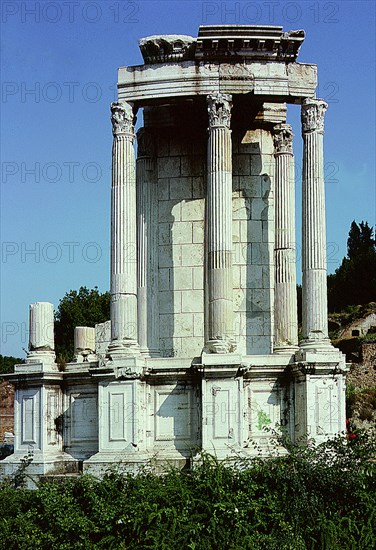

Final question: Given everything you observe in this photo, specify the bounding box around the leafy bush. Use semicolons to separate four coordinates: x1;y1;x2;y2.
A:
0;433;375;549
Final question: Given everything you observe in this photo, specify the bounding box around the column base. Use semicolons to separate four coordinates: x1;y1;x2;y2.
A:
107;340;140;359
299;337;333;352
26;351;56;366
296;345;347;367
106;354;146;379
16;358;59;374
203;338;236;354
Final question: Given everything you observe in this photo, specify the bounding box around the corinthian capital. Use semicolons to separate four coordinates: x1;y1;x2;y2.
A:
301;98;328;134
207;93;232;129
273;123;294;154
111;101;135;136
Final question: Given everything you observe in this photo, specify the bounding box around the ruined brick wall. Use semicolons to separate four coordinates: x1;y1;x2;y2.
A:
361;342;376;368
340;313;376;339
0;381;14;441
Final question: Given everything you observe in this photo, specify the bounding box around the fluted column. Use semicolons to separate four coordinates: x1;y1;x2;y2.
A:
136;128;159;356
301;98;331;349
205;93;235;353
108;101;139;355
273;124;298;353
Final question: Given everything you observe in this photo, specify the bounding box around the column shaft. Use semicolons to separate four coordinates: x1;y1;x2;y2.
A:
136;128;159;355
109;101;139;354
27;301;55;364
205;93;235;353
273;124;298;352
301;98;331;348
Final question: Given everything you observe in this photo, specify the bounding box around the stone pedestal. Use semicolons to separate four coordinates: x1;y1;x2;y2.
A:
301;99;331;350
0;303;76;485
108;101;139;357
293;359;347;444
273;124;298;353
83;370;148;475
200;354;244;457
0;376;78;486
245;359;294;453
205;93;235;354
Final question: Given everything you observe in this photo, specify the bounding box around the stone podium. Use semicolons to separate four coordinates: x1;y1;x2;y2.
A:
1;25;348;480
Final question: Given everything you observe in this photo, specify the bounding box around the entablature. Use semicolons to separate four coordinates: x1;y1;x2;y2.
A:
118;60;317;105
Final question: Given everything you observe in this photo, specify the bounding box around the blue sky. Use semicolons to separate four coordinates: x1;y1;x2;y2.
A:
1;0;375;358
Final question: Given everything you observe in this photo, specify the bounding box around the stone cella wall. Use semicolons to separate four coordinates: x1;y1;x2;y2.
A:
153;107;207;359
142;100;275;359
232;127;274;356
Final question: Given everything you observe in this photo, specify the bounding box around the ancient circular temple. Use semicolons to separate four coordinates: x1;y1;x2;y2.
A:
1;26;348;479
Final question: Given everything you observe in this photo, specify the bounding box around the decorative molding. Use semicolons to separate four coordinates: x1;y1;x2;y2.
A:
207;93;232;129
219;63;254;81
139;34;195;64
301;98;327;134
273;123;294;154
111;101;135;136
114;366;141;379
196;26;305;62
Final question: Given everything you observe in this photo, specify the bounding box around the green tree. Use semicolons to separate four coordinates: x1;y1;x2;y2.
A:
0;355;24;378
328;220;376;311
54;286;110;364
347;220;375;259
347;220;362;260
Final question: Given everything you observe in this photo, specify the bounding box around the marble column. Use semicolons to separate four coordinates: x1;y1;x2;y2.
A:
108;101;139;355
27;301;55;364
136;128;159;356
273;124;298;353
301;98;331;349
205;93;235;353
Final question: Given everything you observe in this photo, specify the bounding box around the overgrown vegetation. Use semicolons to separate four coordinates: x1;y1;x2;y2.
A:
54;286;110;364
1;433;375;549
